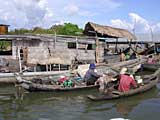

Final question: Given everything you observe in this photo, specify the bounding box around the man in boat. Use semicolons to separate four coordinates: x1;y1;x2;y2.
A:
118;67;137;92
83;63;102;85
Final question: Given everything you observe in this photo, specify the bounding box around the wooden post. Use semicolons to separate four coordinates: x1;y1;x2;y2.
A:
49;64;52;71
34;66;36;72
129;39;132;47
115;38;118;53
46;64;48;72
58;64;60;71
95;37;99;63
18;47;22;73
76;37;78;54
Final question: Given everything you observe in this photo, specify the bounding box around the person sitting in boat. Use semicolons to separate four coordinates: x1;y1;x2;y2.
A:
120;51;125;61
125;53;130;61
129;52;137;60
118;67;137;92
95;73;117;94
83;63;102;86
147;55;156;64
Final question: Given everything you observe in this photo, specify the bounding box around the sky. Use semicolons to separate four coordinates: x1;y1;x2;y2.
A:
0;0;160;34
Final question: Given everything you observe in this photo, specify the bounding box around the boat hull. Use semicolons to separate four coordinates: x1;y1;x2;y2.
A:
88;69;160;101
20;82;99;92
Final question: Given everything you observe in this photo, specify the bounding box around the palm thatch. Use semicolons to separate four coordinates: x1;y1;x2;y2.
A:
84;22;136;40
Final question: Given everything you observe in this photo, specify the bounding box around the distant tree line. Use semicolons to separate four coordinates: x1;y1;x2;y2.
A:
8;23;84;36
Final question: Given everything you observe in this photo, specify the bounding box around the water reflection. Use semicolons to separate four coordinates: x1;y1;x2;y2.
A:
0;85;160;120
115;87;159;117
85;87;159;117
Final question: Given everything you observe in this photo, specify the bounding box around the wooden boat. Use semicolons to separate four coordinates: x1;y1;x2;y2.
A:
142;63;160;71
14;64;118;92
15;73;100;92
87;68;160;101
14;58;147;92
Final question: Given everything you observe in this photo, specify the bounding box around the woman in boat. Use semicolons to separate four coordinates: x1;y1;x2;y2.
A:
118;67;137;92
83;63;102;86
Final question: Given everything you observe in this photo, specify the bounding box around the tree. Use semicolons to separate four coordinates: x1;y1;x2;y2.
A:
50;23;83;36
8;23;84;36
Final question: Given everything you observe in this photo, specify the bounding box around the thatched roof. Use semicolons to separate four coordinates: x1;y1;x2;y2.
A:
84;22;136;40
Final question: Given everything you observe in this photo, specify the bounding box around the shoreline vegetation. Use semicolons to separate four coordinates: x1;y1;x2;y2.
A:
8;23;84;36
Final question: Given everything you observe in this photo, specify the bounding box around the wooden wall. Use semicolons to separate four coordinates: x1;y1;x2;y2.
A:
11;36;106;65
0;25;8;35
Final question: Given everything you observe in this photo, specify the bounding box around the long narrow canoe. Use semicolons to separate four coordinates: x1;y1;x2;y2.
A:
15;74;99;92
87;68;160;101
14;63;117;92
19;82;99;92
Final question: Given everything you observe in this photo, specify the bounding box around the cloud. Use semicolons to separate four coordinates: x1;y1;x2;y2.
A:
110;12;160;33
64;4;79;16
0;0;54;29
111;19;132;30
13;0;54;28
129;13;151;32
0;0;122;29
152;23;160;32
63;3;97;17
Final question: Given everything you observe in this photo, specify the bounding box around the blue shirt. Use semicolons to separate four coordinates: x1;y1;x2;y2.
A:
83;69;100;83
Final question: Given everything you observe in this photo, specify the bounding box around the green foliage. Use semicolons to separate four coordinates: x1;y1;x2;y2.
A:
8;23;83;36
8;28;32;35
0;41;11;51
52;23;83;36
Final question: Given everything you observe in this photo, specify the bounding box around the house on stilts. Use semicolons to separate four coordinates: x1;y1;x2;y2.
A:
0;22;136;73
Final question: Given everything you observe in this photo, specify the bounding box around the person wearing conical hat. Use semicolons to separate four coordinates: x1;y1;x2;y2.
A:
118;67;137;92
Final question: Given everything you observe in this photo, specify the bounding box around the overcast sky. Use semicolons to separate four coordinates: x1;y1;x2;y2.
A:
0;0;159;34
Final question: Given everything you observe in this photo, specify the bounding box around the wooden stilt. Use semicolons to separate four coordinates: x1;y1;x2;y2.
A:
18;47;22;73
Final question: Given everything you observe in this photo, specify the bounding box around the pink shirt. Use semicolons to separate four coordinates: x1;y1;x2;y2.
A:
118;74;137;92
147;58;156;64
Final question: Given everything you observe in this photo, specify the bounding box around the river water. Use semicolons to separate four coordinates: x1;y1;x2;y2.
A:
0;83;160;120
